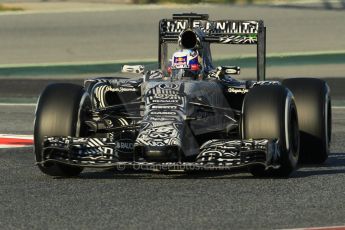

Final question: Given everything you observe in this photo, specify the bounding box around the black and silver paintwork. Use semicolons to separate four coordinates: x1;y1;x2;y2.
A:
39;13;281;171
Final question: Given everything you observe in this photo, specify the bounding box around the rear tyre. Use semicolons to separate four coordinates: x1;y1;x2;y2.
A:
34;83;91;177
282;78;331;164
242;85;300;177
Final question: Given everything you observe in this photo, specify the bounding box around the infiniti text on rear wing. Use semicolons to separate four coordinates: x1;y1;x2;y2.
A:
160;19;262;45
158;14;266;81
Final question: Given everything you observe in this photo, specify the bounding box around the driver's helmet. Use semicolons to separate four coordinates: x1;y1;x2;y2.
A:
169;49;201;79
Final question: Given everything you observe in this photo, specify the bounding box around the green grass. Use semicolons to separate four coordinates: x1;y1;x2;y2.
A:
0;51;344;77
0;4;23;12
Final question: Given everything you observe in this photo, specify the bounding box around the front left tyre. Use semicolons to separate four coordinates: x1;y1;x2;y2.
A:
242;85;300;177
34;83;91;177
282;78;331;164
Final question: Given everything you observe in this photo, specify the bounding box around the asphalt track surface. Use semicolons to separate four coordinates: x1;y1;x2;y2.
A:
1;104;345;229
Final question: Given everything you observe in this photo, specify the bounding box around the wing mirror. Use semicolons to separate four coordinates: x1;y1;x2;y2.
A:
121;65;145;74
216;66;241;75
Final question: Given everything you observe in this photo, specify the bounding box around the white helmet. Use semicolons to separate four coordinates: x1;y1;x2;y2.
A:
169;49;201;79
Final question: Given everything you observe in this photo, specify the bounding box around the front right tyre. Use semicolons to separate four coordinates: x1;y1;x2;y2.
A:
34;83;91;177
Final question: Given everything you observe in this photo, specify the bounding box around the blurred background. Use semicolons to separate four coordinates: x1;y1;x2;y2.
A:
0;0;344;103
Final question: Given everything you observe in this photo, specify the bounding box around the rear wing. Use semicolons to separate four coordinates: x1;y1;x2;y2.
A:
158;13;266;81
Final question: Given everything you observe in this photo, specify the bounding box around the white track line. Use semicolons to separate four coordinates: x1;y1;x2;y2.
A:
284;225;345;230
0;103;36;106
0;134;33;139
0;145;32;149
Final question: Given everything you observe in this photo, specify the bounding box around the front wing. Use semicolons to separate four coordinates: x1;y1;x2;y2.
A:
37;137;281;171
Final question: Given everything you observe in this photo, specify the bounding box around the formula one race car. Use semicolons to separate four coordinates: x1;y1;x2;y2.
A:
34;13;332;177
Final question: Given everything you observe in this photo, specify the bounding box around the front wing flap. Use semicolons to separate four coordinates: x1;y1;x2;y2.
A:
40;137;119;166
197;139;279;168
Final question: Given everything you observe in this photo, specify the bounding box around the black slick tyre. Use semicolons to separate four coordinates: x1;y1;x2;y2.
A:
242;85;300;177
34;83;91;177
282;78;331;164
